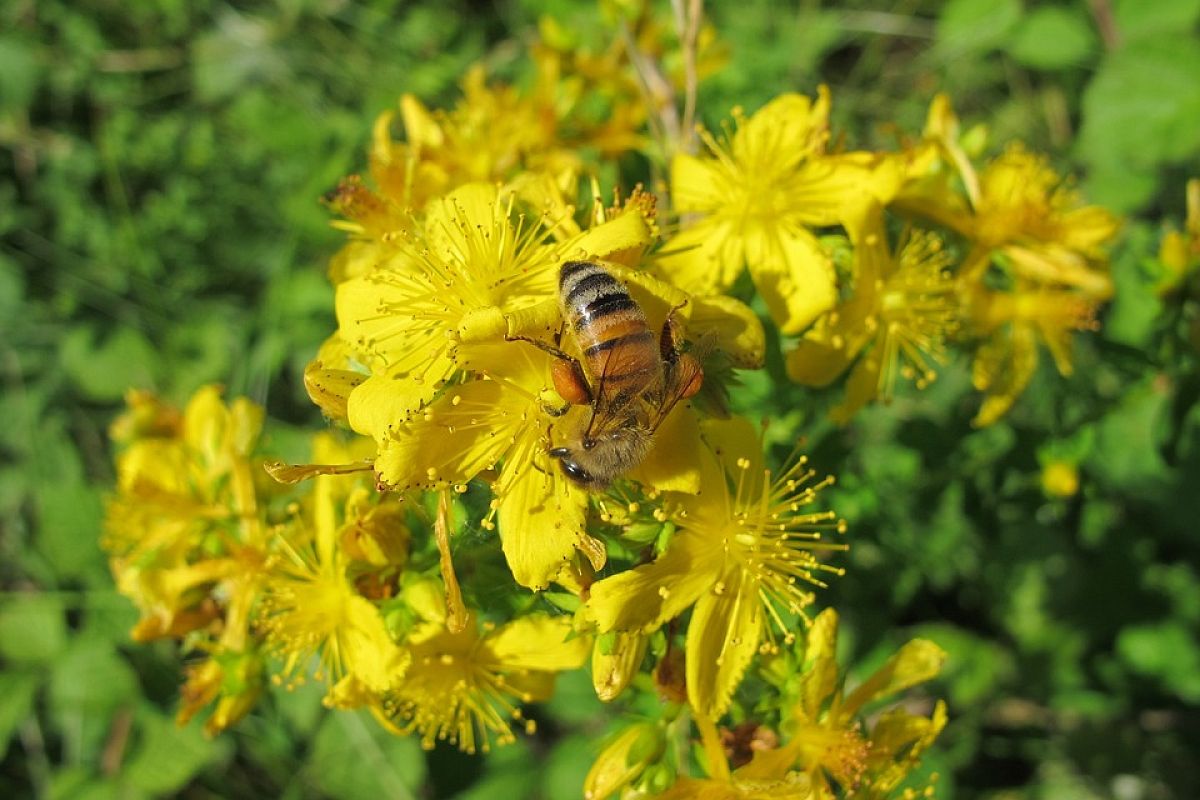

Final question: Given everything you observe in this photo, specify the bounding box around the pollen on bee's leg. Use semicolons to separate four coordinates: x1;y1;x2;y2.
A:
551;359;592;405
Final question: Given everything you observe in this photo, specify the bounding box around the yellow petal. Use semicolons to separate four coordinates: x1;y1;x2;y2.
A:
1002;243;1113;301
400;93;444;148
735;90;829;163
335;273;455;377
592;630;648;702
689;294;766;369
839;639;947;720
346;368;447;441
672;152;727;214
370;376;519;489
588;531;721;633
631;406;704;494
828;346;882;424
584;723;662;800
569;205;654;263
304;366;366;424
685;569;764;718
972;324;1038;427
748;230;837;335
656;220;746;295
482;614;590;671
328;240;385;285
496;456;591;590
797;607;840;719
786;336;855;388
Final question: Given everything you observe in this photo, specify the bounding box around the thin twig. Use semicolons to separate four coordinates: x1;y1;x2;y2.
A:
1087;0;1121;50
671;0;704;154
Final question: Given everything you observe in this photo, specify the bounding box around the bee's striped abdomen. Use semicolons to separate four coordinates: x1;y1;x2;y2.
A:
559;261;660;403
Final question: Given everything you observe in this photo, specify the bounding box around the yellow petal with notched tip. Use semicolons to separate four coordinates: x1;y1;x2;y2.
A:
481;615;590;671
685;569;764;718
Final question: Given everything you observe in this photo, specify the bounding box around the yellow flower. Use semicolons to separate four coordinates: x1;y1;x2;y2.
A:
778;608;947;798
177;649;266;737
370;340;601;590
379;614;589;753
967;283;1099;427
587;417;845;718
660;714;814;799
260;434;408;704
1041;459;1080;498
337;181;652;444
105;386;267;642
972;145;1117;294
1158;178;1200;295
656;90;895;334
787;203;958;422
900;95;1117;301
369;65;577;211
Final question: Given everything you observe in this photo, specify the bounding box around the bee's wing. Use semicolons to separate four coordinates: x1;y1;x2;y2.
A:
648;353;703;435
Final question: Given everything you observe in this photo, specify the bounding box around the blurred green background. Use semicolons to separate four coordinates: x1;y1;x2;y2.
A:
2;0;1199;797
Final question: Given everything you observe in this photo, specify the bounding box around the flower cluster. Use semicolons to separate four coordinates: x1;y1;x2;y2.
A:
102;4;1133;796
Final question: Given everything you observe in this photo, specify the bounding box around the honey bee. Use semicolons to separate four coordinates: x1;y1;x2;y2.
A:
510;260;703;489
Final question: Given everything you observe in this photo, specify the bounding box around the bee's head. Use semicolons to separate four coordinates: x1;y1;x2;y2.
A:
548;446;603;488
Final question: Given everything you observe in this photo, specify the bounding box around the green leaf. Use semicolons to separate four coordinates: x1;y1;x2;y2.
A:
1117;622;1200;702
36;479;105;583
1114;0;1200;42
59;325;159;403
1007;7;1097;70
0;594;68;665
48;638;139;718
307;711;425;800
1078;37;1200;211
540;734;593;800
1089;378;1171;490
0;34;40;111
1104;224;1165;347
123;707;230;795
0;671;40;757
935;0;1021;56
47;638;141;764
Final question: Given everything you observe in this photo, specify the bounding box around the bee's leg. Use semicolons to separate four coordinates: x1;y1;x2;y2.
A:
505;334;593;407
659;300;690;363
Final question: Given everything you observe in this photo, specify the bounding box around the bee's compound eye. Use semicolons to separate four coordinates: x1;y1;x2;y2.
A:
559;460;592;484
548;447;571;459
